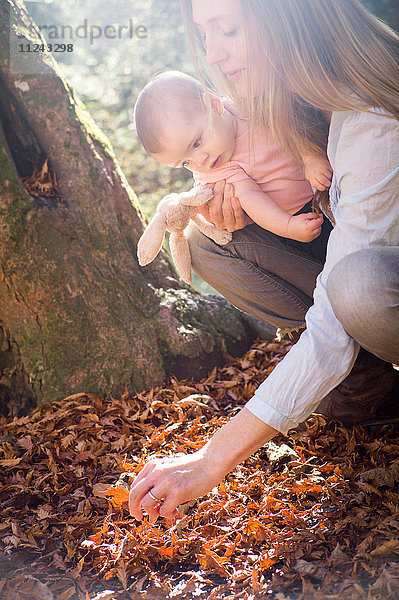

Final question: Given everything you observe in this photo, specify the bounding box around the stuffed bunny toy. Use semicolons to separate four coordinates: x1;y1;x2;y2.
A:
137;186;232;284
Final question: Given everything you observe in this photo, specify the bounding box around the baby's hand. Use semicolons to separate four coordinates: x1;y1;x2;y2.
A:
304;157;333;191
287;212;323;243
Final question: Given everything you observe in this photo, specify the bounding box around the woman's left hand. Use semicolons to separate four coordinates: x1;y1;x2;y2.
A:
201;180;254;232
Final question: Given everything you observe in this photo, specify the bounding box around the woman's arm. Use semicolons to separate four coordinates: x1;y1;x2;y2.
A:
129;408;278;522
245;109;399;431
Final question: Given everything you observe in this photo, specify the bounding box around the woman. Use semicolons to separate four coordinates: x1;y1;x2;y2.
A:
129;0;399;523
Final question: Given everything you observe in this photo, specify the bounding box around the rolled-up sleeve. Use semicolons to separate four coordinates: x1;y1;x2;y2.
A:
245;109;399;433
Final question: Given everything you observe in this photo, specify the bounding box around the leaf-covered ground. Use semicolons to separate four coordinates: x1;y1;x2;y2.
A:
1;340;399;600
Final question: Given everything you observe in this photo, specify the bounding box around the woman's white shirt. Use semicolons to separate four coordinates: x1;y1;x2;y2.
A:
245;108;399;433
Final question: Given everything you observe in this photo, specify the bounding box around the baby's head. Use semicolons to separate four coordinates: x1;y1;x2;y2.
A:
134;70;236;173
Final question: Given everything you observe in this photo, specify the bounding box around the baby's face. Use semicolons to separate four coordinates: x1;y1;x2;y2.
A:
152;104;236;173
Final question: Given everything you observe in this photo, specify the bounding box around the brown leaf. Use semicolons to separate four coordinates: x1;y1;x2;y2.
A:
0;457;25;467
370;539;399;557
360;463;399;489
92;483;112;497
3;575;54;600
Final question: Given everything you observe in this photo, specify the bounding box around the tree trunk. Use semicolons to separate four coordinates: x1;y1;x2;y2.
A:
0;0;273;417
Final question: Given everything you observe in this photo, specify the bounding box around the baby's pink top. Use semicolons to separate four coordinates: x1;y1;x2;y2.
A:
194;104;313;215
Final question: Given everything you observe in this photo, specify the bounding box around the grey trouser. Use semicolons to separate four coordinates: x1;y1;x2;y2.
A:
187;223;399;364
326;246;399;363
187;214;332;332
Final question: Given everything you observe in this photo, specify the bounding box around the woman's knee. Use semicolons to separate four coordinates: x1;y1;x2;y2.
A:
326;247;399;360
327;248;398;314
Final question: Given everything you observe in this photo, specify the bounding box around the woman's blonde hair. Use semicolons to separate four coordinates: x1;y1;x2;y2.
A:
181;0;399;162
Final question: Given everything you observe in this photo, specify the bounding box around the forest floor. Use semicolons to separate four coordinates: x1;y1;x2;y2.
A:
1;339;399;600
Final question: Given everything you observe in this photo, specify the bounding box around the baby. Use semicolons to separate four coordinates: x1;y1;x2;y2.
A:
134;71;332;243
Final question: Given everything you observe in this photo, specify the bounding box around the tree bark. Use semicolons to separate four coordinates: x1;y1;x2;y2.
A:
0;0;273;417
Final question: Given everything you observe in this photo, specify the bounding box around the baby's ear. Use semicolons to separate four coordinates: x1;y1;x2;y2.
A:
137;213;166;266
202;92;224;115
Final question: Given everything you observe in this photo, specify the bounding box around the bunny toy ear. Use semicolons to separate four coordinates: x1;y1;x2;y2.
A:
179;186;214;207
169;231;192;284
137;213;167;266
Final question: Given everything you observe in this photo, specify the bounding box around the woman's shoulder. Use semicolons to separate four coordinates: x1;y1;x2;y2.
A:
330;107;399;195
331;105;398;132
330;107;398;159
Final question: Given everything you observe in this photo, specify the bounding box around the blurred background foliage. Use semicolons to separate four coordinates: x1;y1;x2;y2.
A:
25;0;399;292
26;0;193;219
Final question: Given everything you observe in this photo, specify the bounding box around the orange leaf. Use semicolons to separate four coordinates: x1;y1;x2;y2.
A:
259;554;277;570
158;546;175;557
105;486;129;506
40;158;49;179
252;566;261;591
219;481;227;494
122;461;137;472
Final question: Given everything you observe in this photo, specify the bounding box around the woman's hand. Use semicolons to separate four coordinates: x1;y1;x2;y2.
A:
200;180;254;232
128;448;223;524
128;408;278;524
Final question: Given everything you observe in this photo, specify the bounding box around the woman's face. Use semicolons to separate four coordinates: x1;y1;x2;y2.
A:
191;0;263;98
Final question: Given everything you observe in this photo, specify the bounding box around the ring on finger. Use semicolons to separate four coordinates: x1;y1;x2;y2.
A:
148;490;163;503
